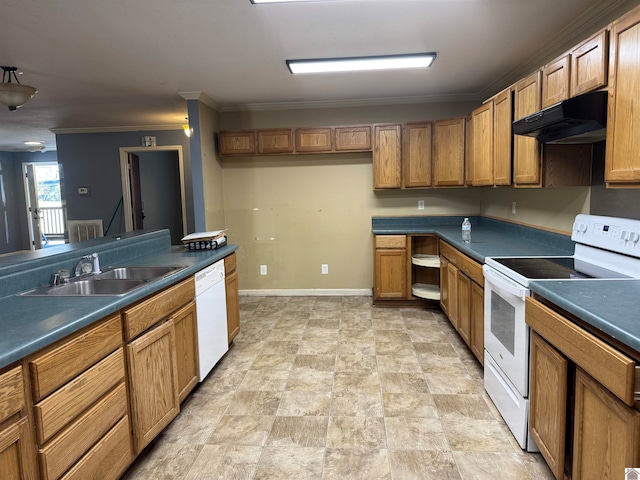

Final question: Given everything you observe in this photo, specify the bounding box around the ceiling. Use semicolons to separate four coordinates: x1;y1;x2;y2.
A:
0;0;637;152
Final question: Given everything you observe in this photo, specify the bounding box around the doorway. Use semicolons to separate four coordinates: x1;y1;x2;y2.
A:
119;146;187;244
22;162;64;250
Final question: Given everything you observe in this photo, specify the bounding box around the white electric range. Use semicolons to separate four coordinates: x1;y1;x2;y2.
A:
482;214;640;451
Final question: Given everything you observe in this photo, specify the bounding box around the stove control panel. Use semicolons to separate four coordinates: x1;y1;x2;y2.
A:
572;214;640;256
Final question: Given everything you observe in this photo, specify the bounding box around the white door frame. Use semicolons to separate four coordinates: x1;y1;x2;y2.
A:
22;161;59;250
119;146;187;236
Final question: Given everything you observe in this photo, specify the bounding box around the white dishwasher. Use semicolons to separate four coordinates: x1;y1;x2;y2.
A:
194;259;228;381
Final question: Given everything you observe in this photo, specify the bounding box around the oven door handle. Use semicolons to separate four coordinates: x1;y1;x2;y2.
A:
482;265;529;300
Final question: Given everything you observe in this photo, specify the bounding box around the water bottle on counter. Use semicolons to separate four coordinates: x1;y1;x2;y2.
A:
462;217;471;243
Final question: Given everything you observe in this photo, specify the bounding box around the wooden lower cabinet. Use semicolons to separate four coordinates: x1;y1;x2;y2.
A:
127;319;179;454
573;368;640;480
226;270;240;343
529;332;568;480
0;365;38;480
439;241;484;364
172;302;199;403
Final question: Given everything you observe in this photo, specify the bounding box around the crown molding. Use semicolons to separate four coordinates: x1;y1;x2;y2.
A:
178;91;221;111
51;124;183;135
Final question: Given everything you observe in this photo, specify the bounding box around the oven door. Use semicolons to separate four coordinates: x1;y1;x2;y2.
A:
483;264;531;397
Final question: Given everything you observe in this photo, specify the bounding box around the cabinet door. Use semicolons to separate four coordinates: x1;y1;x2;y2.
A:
493;88;513;186
571;29;608;97
465;115;473;186
334;126;372;152
0;418;36;480
606;7;640;184
374;249;406;299
529;332;568;480
439;256;449;316
402;123;432;188
218;131;256;156
470;281;484;365
226;270;240;344
432;117;466;187
513;71;542;185
295;128;333;153
373;124;402;189
573;368;640;480
172;302;199;403
127;319;179;454
446;262;459;329
471;103;494;186
257;129;294;155
541;55;570;108
456;271;471;346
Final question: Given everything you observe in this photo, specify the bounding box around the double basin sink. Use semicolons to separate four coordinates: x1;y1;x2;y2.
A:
20;266;187;297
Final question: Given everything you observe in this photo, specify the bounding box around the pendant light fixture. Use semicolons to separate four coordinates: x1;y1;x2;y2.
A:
0;66;37;111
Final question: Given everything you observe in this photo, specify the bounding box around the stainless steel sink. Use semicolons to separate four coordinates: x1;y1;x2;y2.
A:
94;265;184;281
20;279;147;296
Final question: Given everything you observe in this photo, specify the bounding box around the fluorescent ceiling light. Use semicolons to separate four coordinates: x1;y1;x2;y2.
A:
251;0;338;3
24;141;43;146
287;53;436;74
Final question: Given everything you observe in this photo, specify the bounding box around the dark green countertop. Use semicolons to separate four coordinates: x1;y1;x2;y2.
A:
529;280;640;355
0;237;237;369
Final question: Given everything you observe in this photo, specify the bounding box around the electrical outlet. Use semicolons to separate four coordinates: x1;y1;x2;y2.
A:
418;200;425;210
321;264;329;275
260;265;267;275
512;202;517;214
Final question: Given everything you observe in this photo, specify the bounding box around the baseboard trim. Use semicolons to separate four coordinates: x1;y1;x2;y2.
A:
239;289;372;297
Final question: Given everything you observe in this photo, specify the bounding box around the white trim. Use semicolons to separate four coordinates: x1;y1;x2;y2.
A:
51;125;183;135
118;146;187;236
178;91;221;110
239;288;372;297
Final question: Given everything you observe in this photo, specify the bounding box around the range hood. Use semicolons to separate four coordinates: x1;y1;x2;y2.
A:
512;90;607;144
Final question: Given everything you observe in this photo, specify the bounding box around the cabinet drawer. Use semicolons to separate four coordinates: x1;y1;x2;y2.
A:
60;415;132;480
526;297;636;405
29;314;122;403
224;252;237;275
439;240;459;264
123;277;195;341
39;383;128;480
459;254;483;286
34;348;125;445
375;235;406;249
0;366;24;423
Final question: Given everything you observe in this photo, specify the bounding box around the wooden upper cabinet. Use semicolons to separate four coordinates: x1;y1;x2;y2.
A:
295;128;333;153
373;124;402;189
492;88;513;186
402;122;432;188
465;115;473;186
471;102;493;186
432;117;466;187
257;129;294;154
218;131;256;156
542;55;570;108
334;126;372;151
513;71;542;185
571;29;608;97
606;6;640;185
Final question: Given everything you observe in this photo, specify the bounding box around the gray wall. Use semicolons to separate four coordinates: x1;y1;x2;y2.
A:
137;150;183;244
55;130;192;237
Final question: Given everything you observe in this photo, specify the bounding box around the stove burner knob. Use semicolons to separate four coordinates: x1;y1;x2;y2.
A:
622;231;630;242
629;232;640;245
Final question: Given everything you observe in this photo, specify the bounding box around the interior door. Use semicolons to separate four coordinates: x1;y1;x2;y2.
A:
128;153;144;230
24;164;42;250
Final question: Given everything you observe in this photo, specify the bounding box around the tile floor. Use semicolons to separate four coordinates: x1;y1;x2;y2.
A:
123;296;553;480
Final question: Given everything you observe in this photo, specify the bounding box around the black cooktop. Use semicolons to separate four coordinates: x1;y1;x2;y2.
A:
491;257;628;280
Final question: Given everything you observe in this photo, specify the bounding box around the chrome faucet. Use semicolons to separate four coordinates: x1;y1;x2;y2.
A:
73;252;100;277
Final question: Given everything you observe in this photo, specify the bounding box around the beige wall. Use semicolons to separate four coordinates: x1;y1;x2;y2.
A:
199;102;226;229
219;101;481;291
480;187;591;234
